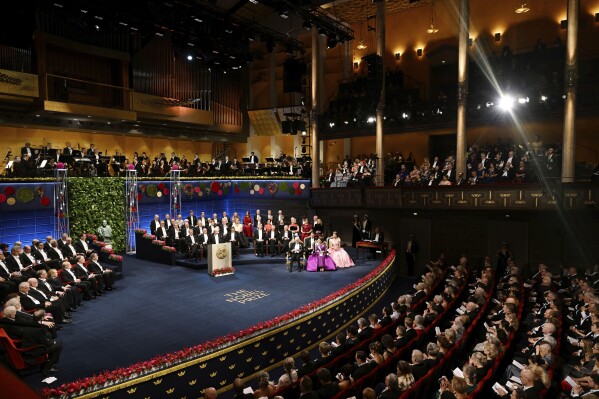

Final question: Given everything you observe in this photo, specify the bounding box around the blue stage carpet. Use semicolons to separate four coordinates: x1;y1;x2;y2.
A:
25;250;402;389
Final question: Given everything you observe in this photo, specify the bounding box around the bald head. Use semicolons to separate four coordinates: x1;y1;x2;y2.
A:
204;387;217;399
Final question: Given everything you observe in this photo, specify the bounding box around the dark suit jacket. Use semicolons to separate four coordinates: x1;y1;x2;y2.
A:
169;225;184;241
411;362;428;381
61;245;78;259
187;216;198;227
47;247;64;261
208;233;224;245
73;263;92;279
155;227;169;240
253;229;266;243
19;292;44;310
150;220;161;235
185;234;201;247
351;362;373;380
73;239;91;254
357;326;374;341
403;328;417;342
87;260;107;274
317;382;339;399
378;387;402;399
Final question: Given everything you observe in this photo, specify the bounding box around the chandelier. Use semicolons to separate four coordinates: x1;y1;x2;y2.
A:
515;2;530;14
427;0;439;34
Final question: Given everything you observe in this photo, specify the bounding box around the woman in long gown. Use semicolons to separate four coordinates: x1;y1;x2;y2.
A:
233;216;249;247
328;232;354;268
313;218;324;239
243;211;253;237
306;238;336;272
288;217;300;236
300;217;312;241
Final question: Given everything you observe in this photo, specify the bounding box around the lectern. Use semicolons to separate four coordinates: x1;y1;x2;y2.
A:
207;242;233;275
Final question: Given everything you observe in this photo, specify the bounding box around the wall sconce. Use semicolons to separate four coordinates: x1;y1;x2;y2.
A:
353;62;358;69
494;33;501;42
561;19;567;29
417;48;423;57
395;52;401;61
595;13;598;23
468;37;473;46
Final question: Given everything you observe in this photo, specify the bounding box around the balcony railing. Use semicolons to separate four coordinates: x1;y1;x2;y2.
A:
44;74;133;111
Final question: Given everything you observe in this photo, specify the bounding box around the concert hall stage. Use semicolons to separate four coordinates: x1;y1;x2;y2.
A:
25;249;403;390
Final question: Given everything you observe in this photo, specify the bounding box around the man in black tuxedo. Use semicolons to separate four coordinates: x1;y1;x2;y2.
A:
63;142;74;156
74;233;94;258
169;223;184;252
403;317;417;342
361;214;372;240
316;368;339;399
150;214;161;235
280;225;292;253
198;227;211;251
356;318;373;341
6;247;36;279
87;252;116;290
21;142;33;157
47;240;67;266
59;261;93;300
187;210;198;228
405;234;418;275
61;237;79;263
73;256;103;295
378;374;402;399
254;223;266;257
43;236;53;253
19;281;68;324
0;305;63;377
303;232;315;257
267;227;279;256
37;269;78;311
185;228;201;261
19;245;45;272
225;228;240;257
368;227;385;259
410;350;428;380
163;214;174;230
351;351;373;380
289;237;304;272
155;221;169;241
209;226;224;245
249;151;259;164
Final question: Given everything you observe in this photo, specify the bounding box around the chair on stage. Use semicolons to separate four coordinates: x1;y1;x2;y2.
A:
0;328;48;372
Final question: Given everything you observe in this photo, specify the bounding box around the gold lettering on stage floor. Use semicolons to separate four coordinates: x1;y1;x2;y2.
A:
224;289;270;304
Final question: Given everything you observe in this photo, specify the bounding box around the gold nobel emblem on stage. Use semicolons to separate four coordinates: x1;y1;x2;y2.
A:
216;246;228;259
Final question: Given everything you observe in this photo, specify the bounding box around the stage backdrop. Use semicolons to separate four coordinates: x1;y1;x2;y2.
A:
137;179;311;237
0;182;55;245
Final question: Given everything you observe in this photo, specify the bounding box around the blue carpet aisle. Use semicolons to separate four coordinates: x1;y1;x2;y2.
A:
25;248;402;389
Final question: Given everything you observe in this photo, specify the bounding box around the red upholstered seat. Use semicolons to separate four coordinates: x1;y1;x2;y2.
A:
0;327;47;371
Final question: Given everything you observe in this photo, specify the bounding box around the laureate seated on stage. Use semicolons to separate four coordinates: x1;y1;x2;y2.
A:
74;255;104;295
254;223;266;257
288;237;304;273
267;226;280;257
169;221;185;252
226;227;241;257
185;228;201;261
19;281;68;325
6;246;36;280
280;225;292;253
155;220;170;241
0;305;63;377
303;232;315;257
61;238;80;263
60;260;94;300
37;269;80;311
74;233;94;258
209;226;224;245
87;252;116;291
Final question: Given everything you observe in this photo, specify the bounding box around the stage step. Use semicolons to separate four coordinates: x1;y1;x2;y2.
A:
175;252;288;269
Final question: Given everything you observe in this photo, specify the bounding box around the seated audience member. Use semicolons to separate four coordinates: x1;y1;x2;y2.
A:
155;221;169;240
73;255;103;295
276;357;298;389
0;305;63;376
87;252;116;290
74;233;94;257
18;281;68;324
60;260;94;300
352;351;373;380
316;368;339;399
6;246;36;279
252;372;276;399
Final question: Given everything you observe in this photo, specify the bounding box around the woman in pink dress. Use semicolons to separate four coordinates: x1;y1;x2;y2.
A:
243;211;253;237
328;231;355;268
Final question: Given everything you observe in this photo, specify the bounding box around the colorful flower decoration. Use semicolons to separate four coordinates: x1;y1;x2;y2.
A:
16;187;35;203
138;185;146;193
258;188;264;195
35;186;45;197
210;181;220;193
217;189;223;196
253;184;260;191
293;182;299;189
268;182;278;195
146;185;158;197
6;198;16;205
157;183;165;190
156;191;163;198
40;196;51;206
4;186;15;195
295;188;302;195
128;164;135;170
162;188;169;196
279;182;288;191
194;186;200;193
0;194;6;203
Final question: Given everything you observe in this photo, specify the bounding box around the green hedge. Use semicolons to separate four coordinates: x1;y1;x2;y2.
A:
68;178;126;253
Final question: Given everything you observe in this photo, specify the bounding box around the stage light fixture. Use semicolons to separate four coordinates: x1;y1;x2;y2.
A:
596;13;599;23
187;55;193;61
494;33;501;42
395;52;400;60
498;95;514;111
515;2;530;14
353;62;359;69
417;49;423;57
561;20;567;29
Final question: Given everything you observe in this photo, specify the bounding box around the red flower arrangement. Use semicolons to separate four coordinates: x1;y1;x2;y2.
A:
161;246;176;253
142;234;155;240
184;184;194;197
41;251;397;399
134;229;147;234
210;266;235;276
100;247;114;254
138;185;146;193
85;234;98;241
95;241;107;248
108;254;123;262
151;240;166;246
4;186;15;195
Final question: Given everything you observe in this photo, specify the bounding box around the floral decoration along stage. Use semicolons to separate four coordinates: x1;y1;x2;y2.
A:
40;250;397;399
138;179;309;202
210;266;235;277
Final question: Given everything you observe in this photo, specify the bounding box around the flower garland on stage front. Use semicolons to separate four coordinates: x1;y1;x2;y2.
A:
41;250;397;398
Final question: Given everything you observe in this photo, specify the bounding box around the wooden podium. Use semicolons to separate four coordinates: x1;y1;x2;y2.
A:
208;243;233;275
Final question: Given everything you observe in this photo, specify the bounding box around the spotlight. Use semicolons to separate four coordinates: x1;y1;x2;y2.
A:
279;10;289;19
540;95;547;102
494;33;501;42
187;55;193;61
329;122;335;128
517;97;529;104
417;48;423;57
249;0;258;3
514;2;530;14
395;52;400;61
498;95;514;111
327;37;338;49
301;131;307;136
367;116;376;123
